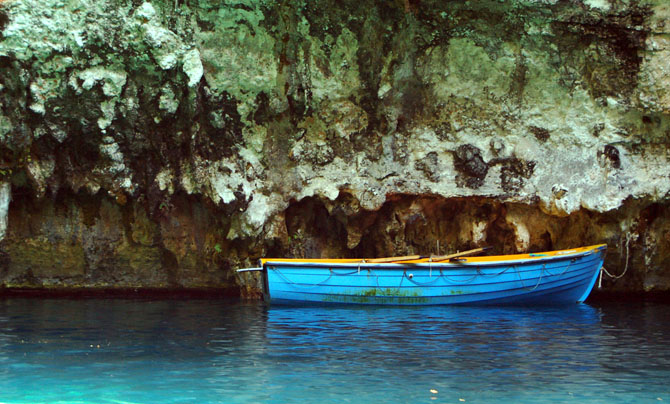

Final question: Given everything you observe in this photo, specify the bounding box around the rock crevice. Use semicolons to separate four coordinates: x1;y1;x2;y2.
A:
0;0;669;294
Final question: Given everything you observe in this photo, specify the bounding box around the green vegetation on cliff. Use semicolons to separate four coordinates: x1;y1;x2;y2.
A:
0;0;668;292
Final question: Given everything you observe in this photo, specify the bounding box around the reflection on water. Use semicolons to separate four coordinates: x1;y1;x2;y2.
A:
0;299;668;403
262;305;607;403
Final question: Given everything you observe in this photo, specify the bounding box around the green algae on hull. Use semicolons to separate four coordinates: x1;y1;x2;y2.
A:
322;288;429;304
317;286;473;304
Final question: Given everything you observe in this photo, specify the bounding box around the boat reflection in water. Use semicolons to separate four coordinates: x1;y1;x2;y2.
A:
1;299;668;403
259;304;608;402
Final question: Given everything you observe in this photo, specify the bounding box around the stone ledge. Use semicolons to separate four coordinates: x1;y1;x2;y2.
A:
0;287;241;299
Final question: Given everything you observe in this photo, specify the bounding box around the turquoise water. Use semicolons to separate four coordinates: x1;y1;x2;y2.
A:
0;298;668;403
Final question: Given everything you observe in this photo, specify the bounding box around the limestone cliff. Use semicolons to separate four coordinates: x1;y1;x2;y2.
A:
0;0;669;294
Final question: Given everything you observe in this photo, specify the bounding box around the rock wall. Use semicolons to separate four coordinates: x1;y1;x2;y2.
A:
0;0;669;294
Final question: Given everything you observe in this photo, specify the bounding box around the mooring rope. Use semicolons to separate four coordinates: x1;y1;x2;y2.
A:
598;232;631;288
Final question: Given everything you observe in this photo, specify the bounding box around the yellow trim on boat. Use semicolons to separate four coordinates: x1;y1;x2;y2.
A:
260;244;607;265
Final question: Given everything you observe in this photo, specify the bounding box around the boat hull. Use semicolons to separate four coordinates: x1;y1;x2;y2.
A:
261;245;607;306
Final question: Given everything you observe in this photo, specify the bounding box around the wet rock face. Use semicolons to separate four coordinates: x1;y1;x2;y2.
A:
0;0;669;293
498;158;536;194
453;145;488;189
598;145;622;170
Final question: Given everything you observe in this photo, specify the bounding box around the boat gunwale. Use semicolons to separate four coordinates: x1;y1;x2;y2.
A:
269;259;600;284
261;244;606;269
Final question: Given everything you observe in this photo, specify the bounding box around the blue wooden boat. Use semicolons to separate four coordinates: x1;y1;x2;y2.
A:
238;244;607;306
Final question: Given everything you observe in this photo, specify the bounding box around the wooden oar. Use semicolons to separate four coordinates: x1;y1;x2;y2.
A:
430;246;491;262
365;247;491;264
366;255;424;263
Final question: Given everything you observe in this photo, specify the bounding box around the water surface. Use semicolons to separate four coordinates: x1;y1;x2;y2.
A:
0;298;668;403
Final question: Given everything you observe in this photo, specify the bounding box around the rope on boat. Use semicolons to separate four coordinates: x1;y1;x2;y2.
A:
515;263;546;292
270;267;346;289
331;269;364;276
477;265;515;278
402;270;443;286
273;265;379;289
273;257;564;292
598;232;631;288
543;258;573;277
366;264;480;288
439;268;480;284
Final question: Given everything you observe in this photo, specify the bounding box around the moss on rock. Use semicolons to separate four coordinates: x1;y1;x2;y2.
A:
0;0;669;293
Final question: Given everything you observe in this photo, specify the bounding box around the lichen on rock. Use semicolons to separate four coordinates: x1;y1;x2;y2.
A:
0;0;669;293
0;182;9;241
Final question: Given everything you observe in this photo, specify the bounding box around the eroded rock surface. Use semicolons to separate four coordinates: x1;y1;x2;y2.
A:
0;0;669;293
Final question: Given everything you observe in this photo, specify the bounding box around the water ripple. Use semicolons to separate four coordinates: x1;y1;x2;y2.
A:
0;299;667;403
